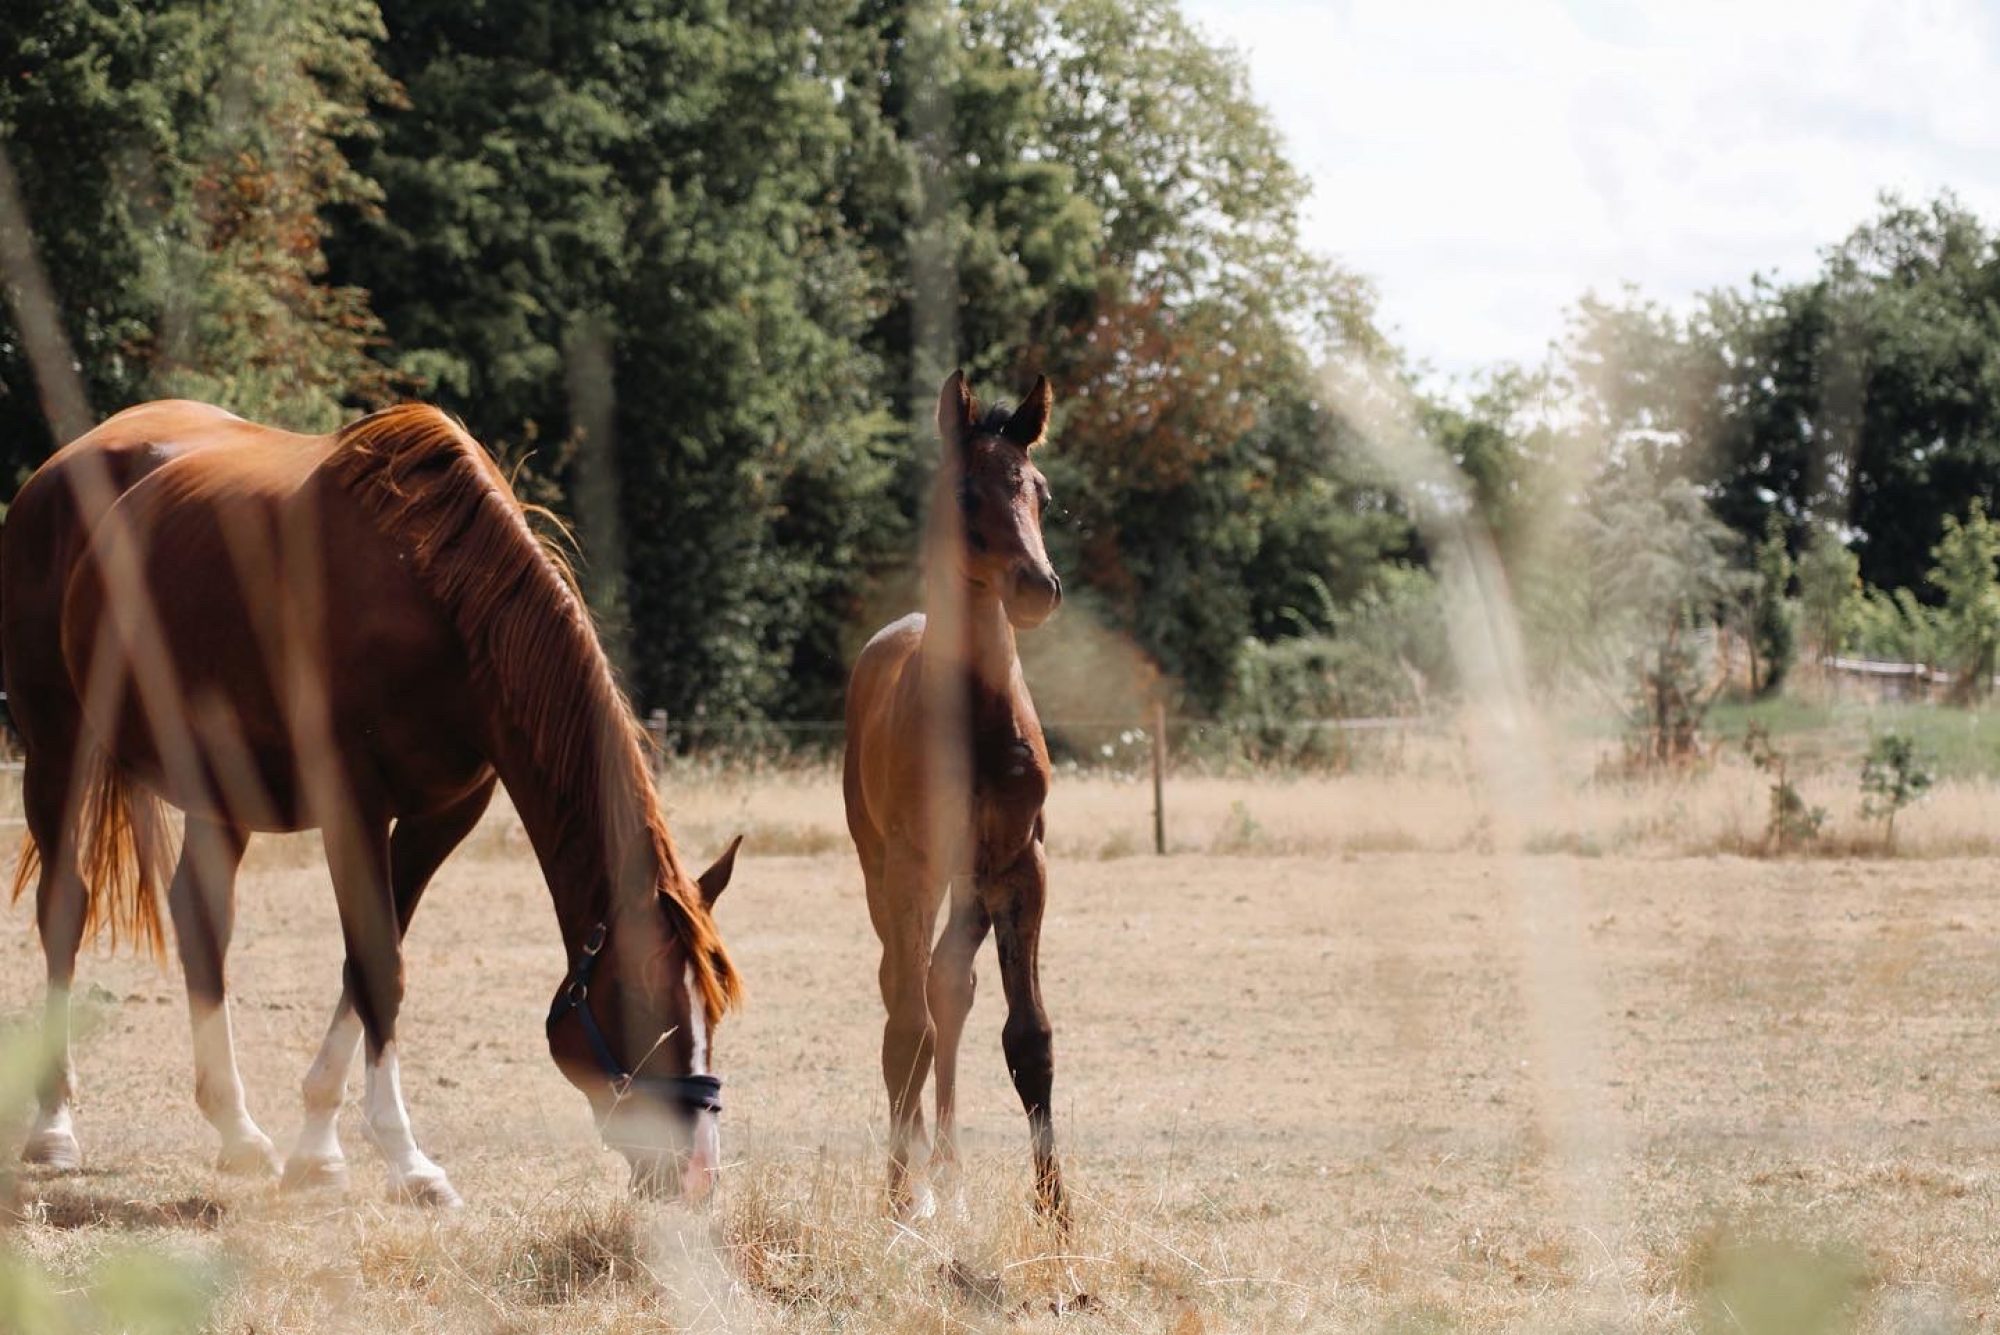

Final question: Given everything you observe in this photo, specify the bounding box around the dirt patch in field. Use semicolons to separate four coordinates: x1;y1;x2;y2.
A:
2;813;1997;1331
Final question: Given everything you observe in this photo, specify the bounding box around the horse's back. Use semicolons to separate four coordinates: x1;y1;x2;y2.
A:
842;613;925;854
5;400;483;826
4;403;308;727
13;400;331;659
8;400;324;573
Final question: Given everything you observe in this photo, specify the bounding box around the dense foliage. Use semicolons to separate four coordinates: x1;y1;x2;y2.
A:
7;3;2000;729
0;0;1412;723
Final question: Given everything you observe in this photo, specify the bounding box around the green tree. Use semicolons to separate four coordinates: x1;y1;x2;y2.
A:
0;0;394;475
332;1;898;720
1927;498;2000;701
847;0;1409;711
1795;524;1861;664
1829;197;2000;596
1542;464;1753;765
1690;195;2000;594
1848;586;1939;666
1746;511;1795;696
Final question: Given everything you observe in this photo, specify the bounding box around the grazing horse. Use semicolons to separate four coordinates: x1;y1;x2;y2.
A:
1;399;743;1205
844;371;1065;1223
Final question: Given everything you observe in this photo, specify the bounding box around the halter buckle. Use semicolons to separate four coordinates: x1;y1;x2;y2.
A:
581;922;608;957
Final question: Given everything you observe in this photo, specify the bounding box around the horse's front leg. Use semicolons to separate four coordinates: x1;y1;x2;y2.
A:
284;781;493;1194
323;802;459;1207
871;842;944;1221
926;882;990;1202
167;816;279;1176
987;836;1066;1227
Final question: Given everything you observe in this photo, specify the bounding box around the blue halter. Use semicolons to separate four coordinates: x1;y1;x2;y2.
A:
546;920;724;1115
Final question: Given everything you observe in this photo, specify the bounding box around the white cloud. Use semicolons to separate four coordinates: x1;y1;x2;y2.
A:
1178;0;2000;381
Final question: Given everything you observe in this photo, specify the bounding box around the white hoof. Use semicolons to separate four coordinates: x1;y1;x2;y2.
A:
21;1128;80;1172
894;1182;938;1225
216;1131;282;1178
280;1154;350;1193
392;1170;463;1209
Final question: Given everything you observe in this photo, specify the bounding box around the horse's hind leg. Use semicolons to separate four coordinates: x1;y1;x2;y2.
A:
926;882;990;1198
871;843;943;1221
20;747;88;1170
167;815;278;1176
987;839;1066;1227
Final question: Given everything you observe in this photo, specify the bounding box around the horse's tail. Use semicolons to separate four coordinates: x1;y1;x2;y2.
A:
9;747;172;960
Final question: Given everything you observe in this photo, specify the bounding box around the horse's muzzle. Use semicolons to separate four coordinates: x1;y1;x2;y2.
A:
1007;565;1062;628
618;1109;720;1204
626;1153;716;1204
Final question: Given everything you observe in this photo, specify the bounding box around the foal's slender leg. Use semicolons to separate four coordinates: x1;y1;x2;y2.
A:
167;815;279;1175
322;799;459;1206
987;839;1065;1226
871;843;943;1220
286;781;493;1194
926;883;990;1195
21;754;88;1170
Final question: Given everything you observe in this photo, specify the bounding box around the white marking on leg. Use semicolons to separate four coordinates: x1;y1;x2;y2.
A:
363;1040;459;1206
24;984;80;1169
191;1002;277;1174
24;1099;78;1169
285;1002;360;1185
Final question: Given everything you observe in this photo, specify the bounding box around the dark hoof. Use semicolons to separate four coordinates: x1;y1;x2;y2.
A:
21;1129;81;1172
1035;1176;1070;1232
280;1155;349;1193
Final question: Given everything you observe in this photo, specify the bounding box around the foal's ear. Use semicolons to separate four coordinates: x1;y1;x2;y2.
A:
1002;375;1053;449
936;369;977;449
696;834;744;908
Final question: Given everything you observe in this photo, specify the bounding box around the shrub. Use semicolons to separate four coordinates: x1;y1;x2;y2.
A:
1744;723;1824;853
1859;731;1935;851
1218;567;1446;767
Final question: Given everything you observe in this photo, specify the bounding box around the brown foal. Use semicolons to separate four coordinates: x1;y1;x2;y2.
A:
843;371;1066;1224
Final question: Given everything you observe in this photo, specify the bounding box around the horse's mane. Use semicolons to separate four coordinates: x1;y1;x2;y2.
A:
325;404;740;1021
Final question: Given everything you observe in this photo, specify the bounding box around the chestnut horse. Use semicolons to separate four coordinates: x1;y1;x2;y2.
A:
1;399;742;1205
844;371;1065;1223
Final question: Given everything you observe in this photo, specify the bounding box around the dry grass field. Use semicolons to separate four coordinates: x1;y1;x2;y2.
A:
3;767;2000;1333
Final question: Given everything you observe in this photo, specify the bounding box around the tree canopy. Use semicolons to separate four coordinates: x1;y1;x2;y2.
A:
8;4;2000;727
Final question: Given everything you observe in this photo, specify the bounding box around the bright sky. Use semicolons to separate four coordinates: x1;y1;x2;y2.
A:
1179;0;2000;384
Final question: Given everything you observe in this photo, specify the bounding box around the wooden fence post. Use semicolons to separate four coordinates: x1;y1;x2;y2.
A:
647;709;668;775
1151;699;1167;856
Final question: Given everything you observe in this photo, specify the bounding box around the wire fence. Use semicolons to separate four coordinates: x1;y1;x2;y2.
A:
643;708;1442;855
644;708;1437;759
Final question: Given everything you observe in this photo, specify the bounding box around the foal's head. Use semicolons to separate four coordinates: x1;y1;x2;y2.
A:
546;836;742;1203
933;370;1062;628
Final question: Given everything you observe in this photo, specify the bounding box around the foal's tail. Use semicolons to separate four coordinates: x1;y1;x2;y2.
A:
11;748;173;960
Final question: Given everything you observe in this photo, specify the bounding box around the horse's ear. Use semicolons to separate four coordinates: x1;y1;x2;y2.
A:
1002;375;1053;449
936;369;977;450
696;834;743;909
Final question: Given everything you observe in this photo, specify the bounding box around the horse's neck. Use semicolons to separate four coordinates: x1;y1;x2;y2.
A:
486;715;660;957
921;583;1018;696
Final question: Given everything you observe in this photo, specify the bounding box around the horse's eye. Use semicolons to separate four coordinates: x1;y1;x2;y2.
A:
959;487;978;516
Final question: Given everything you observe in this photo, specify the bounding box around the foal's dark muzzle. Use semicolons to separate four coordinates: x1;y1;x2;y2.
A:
1008;565;1062;627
